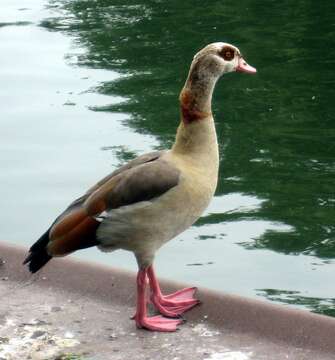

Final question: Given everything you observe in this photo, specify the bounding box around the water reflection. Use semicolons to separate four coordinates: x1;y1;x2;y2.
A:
257;289;335;317
39;0;335;260
1;0;335;313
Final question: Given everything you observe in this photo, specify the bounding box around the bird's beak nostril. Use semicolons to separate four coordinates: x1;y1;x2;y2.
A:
236;57;257;74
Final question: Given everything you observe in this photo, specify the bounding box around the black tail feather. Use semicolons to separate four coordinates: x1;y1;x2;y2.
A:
23;230;52;273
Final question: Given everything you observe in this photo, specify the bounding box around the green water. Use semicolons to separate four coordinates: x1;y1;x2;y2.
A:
1;0;335;316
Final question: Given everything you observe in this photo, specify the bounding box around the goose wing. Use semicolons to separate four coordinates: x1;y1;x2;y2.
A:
46;151;180;255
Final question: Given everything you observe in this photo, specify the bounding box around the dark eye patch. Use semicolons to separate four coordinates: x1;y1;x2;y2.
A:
219;46;235;61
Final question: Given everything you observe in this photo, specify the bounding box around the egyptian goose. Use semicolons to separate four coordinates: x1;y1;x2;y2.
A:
23;42;256;332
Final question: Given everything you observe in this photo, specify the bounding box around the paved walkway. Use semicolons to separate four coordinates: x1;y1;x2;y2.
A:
0;245;334;360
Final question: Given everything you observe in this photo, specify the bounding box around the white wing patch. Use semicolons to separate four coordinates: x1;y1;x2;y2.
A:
94;210;109;222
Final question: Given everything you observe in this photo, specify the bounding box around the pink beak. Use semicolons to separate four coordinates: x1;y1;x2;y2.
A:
236;57;257;74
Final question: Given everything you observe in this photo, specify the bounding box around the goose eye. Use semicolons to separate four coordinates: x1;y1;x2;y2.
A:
220;47;235;61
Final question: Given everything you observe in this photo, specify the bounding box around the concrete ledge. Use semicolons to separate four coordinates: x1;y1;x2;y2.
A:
1;242;335;359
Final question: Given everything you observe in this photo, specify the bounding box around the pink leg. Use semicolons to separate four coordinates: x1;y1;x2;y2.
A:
147;265;200;318
133;268;183;332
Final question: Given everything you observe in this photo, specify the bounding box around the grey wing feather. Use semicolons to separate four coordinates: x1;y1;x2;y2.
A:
106;158;180;209
82;151;180;215
86;151;164;195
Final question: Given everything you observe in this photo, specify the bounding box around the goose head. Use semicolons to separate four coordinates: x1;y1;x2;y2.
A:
190;42;256;81
180;43;256;124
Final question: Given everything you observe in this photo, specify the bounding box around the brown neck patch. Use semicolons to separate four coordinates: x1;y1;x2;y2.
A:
180;89;211;124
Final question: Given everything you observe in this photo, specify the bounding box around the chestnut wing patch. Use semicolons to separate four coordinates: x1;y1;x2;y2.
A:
48;207;100;256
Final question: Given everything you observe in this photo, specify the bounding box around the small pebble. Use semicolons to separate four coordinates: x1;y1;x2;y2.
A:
64;331;74;339
0;337;9;344
22;319;48;326
108;333;118;340
31;330;47;339
51;306;62;312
